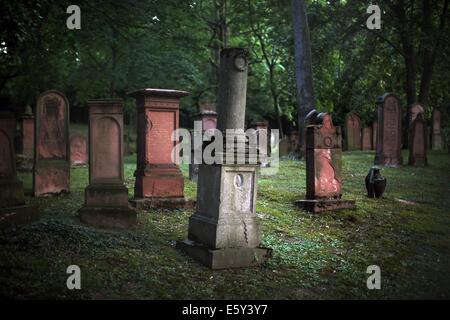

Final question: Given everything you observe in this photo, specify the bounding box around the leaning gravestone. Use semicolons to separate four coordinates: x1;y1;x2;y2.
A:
295;111;356;213
70;133;88;166
78;99;136;228
128;88;190;209
0;112;37;229
33;90;70;196
177;48;272;269
345;111;362;150
408;113;427;166
432;109;443;150
374;93;403;166
362;127;373;151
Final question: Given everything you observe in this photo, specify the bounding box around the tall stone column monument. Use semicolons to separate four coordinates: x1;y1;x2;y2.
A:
78;99;136;228
128;88;190;209
374;93;403;166
177;48;272;269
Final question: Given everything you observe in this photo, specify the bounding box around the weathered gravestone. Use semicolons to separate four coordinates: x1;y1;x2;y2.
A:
70;133;88;166
17;105;35;170
177;48;272;269
345;111;362;151
295;111;356;213
0;112;37;229
409;103;424;123
362;127;373;151
189;110;218;181
250;121;270;167
33;90;70;196
128;88;190;209
278;137;290;156
408;113;427;166
78;99;136;228
374;93;403;166
432;109;443;150
372;120;378;150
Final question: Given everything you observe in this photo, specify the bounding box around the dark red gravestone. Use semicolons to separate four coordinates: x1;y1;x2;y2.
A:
374;93;403;166
16;106;35;171
432;109;443;150
33;90;70;196
345;112;362;151
408;113;427;166
0;112;37;229
78;99;136;228
21;106;35;159
362;127;373;151
409;103;424;123
372;121;378;150
128;88;190;209
70;133;88;166
295;113;356;213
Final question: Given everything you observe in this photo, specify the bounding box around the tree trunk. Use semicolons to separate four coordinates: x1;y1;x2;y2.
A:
292;0;315;159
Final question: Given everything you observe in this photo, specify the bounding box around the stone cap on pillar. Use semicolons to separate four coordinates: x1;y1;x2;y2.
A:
88;99;124;114
128;88;189;99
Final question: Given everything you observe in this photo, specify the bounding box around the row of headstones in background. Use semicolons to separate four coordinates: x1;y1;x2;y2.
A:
295;110;356;213
0;112;37;229
375;93;430;167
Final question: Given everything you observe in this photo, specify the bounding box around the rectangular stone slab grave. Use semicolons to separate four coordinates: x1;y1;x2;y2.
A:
295;113;356;213
128;88;194;210
362;126;373;151
177;48;271;269
0;112;38;229
78;99;136;229
374;93;403;166
189;110;218;182
408;113;428;166
33;90;70;196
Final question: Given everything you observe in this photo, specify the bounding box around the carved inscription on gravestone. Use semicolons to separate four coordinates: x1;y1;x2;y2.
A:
93;117;120;180
38;94;66;160
383;97;399;154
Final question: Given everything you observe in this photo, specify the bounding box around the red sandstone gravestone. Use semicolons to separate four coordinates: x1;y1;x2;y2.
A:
362;127;373;151
78;99;136;228
33;90;70;196
0;112;37;229
295;112;356;213
374;93;403;166
432;109;443;150
408;113;427;166
345;111;362;151
372;120;378;150
70;133;88;166
128;88;190;209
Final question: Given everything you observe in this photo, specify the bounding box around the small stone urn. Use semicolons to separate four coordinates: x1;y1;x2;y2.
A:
365;167;387;198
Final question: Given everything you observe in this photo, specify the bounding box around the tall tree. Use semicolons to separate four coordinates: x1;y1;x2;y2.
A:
292;0;315;158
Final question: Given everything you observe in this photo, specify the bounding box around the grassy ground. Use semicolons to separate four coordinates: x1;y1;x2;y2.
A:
1;150;449;299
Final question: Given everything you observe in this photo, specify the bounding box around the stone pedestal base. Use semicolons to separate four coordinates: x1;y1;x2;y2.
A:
176;239;272;269
0;205;39;230
295;199;356;213
130;197;196;210
135;167;184;198
34;163;70;197
80;183;137;228
78;206;136;229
